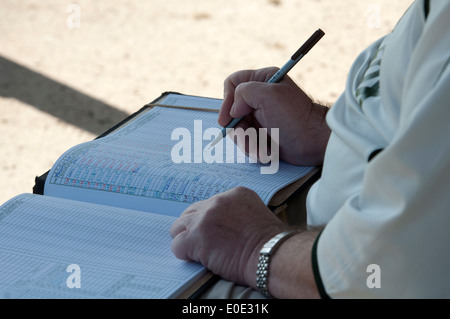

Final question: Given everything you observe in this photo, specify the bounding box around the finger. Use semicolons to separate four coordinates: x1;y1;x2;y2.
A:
171;230;192;261
218;88;234;127
171;200;206;238
218;68;279;127
169;216;187;239
227;67;280;87
231;81;274;119
219;71;251;127
179;199;207;218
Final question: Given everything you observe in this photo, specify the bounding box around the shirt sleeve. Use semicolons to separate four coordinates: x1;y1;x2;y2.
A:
314;1;450;298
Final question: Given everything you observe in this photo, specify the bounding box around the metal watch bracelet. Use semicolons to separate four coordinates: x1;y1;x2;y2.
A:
256;230;300;298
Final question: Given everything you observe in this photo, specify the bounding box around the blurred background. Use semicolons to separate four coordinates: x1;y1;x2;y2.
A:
0;0;413;203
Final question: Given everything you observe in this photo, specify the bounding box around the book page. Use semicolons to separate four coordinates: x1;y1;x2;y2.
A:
0;194;206;299
44;94;314;217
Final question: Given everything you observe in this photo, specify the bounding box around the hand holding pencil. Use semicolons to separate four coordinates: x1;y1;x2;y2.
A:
211;29;325;148
214;29;331;166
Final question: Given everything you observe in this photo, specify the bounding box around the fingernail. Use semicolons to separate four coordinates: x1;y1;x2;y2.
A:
230;103;236;116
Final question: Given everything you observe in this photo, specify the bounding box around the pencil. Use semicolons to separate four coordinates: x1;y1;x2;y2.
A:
209;28;325;148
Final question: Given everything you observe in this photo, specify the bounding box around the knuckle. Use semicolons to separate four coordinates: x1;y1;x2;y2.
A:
233;186;248;193
266;66;280;74
233;186;254;196
210;193;228;209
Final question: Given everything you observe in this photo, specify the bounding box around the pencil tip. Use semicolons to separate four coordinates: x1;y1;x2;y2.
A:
209;135;221;149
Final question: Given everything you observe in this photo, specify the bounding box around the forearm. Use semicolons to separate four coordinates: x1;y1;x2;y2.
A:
244;229;322;299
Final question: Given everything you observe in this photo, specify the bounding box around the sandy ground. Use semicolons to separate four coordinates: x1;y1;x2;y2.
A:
0;0;413;204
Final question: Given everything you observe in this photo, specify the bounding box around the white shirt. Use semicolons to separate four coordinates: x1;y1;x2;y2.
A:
307;0;450;298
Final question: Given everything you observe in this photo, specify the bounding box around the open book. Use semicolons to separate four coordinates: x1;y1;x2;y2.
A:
0;93;315;299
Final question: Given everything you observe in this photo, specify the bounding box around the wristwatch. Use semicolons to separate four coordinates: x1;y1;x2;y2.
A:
256;230;300;298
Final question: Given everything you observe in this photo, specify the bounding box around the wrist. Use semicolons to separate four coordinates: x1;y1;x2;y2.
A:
255;230;301;298
265;230;321;299
302;102;331;165
243;229;282;290
243;229;299;296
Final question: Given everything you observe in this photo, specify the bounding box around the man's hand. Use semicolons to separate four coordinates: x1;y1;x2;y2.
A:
170;187;321;298
219;67;331;166
170;187;287;287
